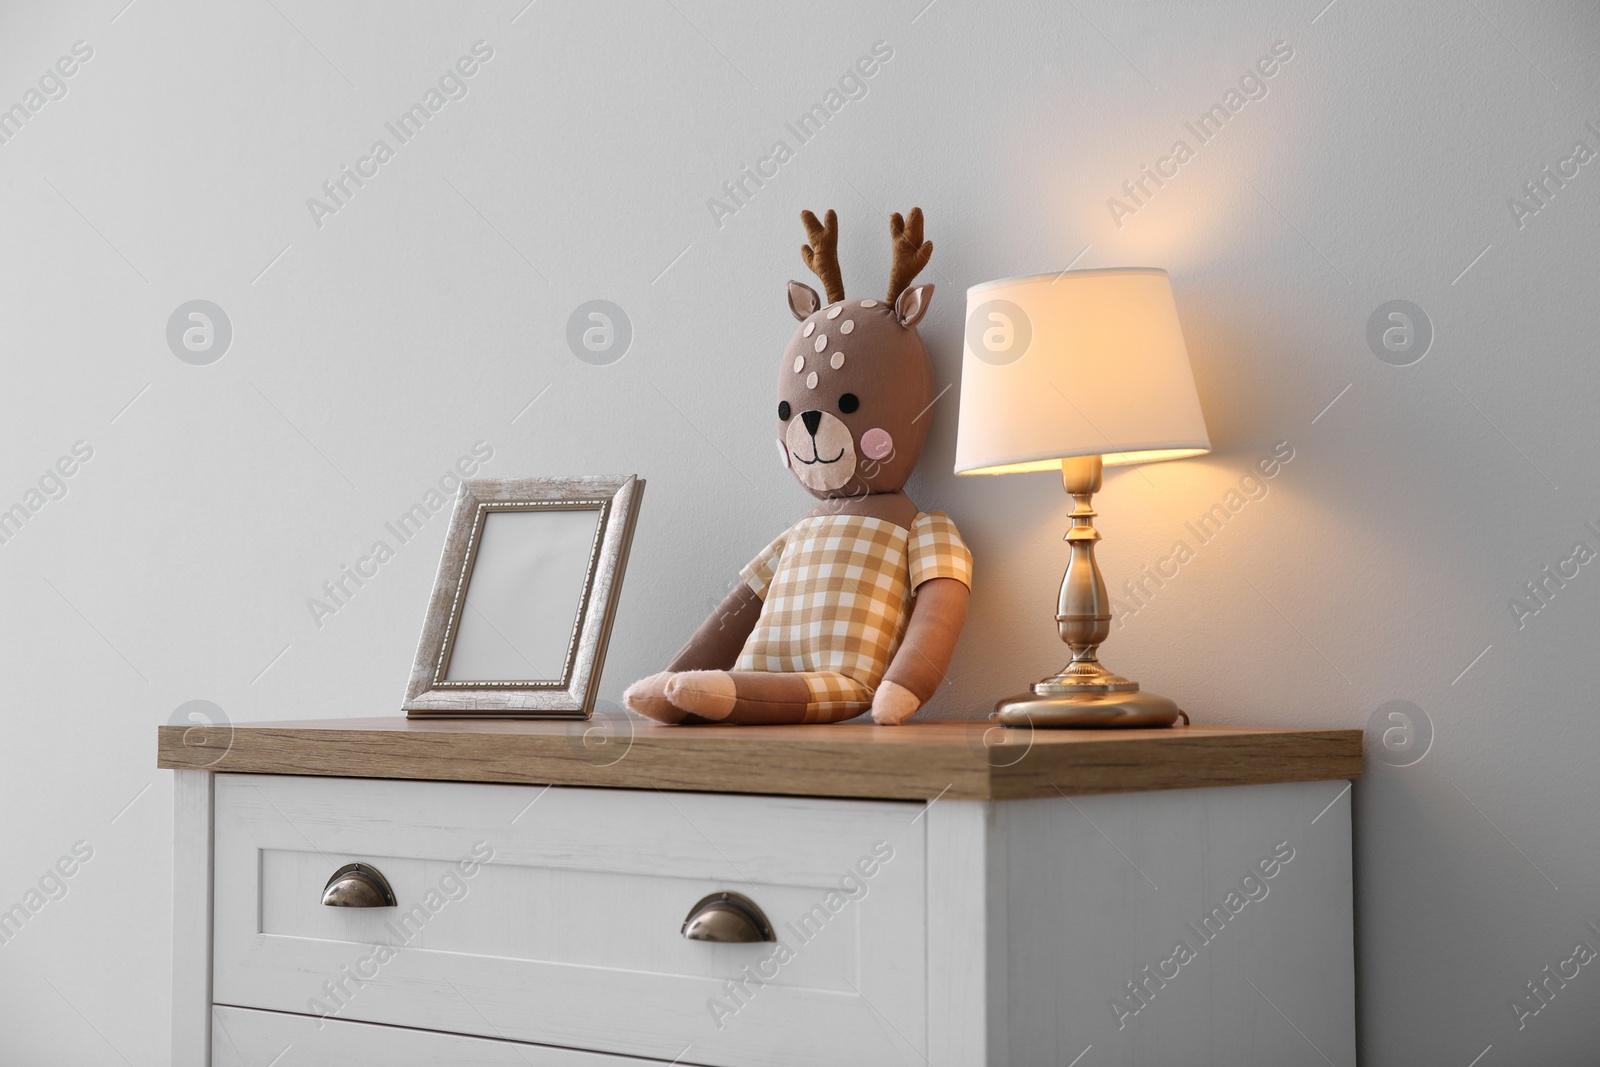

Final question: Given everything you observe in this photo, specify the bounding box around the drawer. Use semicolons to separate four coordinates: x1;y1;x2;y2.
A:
212;774;927;1067
213;1005;656;1065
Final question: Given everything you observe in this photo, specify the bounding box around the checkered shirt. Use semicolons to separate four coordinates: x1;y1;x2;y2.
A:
735;512;972;708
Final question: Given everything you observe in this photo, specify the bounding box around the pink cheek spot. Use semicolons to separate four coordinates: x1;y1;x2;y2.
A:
860;428;894;460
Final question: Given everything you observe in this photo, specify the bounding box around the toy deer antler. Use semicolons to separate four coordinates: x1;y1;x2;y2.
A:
800;209;845;305
887;207;933;303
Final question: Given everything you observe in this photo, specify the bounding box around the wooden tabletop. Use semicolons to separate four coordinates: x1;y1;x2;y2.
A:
157;715;1362;801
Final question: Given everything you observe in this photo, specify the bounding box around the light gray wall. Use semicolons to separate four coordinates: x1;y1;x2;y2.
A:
1;0;1596;1062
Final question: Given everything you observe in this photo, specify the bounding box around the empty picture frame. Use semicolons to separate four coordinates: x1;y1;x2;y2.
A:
403;475;644;718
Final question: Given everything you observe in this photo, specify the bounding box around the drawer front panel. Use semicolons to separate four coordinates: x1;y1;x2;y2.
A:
213;1005;656;1066
213;774;927;1067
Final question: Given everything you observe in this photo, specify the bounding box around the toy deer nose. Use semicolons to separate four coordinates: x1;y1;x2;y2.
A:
800;410;823;435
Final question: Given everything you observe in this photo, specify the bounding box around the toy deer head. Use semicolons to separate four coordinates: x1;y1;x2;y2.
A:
778;208;936;500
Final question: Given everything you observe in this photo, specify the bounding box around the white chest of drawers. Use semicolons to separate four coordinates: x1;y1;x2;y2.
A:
163;717;1363;1066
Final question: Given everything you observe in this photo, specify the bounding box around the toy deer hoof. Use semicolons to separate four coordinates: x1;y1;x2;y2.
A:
665;671;738;721
624;671;684;723
871;680;922;726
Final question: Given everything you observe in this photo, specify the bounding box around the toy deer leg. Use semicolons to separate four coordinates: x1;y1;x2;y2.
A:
665;671;871;725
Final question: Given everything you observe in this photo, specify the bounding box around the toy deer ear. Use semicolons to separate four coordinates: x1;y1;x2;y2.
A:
788;280;821;321
895;283;934;327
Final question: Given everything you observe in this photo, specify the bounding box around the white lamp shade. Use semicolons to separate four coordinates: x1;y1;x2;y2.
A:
954;268;1211;474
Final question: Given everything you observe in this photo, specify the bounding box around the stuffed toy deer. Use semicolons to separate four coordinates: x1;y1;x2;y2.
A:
624;208;971;726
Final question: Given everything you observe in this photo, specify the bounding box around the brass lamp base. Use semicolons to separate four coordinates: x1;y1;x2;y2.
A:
995;683;1182;729
999;453;1188;730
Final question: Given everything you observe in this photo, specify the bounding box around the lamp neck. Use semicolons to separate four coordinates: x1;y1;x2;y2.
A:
1061;455;1103;543
1061;453;1104;497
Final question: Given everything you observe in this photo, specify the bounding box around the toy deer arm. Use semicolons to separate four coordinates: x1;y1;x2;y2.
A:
665;583;762;672
874;576;970;724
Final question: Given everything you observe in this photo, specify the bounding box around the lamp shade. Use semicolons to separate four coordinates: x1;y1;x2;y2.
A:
954;268;1210;474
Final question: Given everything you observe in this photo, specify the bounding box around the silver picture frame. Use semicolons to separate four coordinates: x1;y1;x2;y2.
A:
402;475;644;718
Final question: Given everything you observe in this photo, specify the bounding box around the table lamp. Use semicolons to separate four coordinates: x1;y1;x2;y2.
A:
955;268;1210;728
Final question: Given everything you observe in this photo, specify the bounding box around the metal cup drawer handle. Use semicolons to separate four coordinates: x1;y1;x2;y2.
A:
681;891;775;943
321;863;397;908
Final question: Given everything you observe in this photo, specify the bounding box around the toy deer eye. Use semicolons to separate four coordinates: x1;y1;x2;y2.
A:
778;401;792;421
838;393;860;414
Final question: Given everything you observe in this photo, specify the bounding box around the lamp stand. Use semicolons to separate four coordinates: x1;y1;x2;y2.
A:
995;455;1184;729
